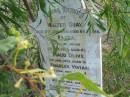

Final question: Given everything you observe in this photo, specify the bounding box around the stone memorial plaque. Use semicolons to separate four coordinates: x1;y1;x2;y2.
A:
30;0;105;97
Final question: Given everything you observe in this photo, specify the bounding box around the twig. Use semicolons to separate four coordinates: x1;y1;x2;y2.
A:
23;0;35;21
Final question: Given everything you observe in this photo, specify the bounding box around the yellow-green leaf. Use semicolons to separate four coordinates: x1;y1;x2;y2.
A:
61;72;109;97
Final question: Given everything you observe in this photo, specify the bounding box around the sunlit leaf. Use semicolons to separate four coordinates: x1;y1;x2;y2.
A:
20;68;45;74
14;78;23;88
61;72;109;97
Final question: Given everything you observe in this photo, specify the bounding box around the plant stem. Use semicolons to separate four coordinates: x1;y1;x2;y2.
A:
13;48;19;67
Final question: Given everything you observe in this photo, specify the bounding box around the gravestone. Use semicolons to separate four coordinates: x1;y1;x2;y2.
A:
30;0;106;97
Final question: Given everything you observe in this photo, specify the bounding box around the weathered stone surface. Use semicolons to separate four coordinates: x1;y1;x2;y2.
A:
30;0;105;97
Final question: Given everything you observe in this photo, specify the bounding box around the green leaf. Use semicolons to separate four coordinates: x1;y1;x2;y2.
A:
47;28;65;55
50;39;59;55
61;72;109;97
96;19;106;31
53;0;62;6
0;36;17;53
48;6;52;21
1;0;27;21
39;0;46;13
47;28;65;37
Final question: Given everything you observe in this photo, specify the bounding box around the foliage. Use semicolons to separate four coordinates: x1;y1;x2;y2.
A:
98;0;130;96
0;36;17;53
0;0;27;32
